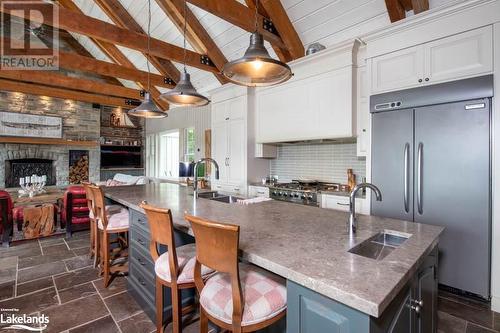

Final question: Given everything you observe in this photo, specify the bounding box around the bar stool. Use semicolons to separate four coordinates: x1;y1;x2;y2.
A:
185;214;287;333
140;202;214;333
81;182;98;267
89;184;129;287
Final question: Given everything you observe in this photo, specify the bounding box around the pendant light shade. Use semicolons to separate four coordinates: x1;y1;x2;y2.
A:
160;71;210;106
128;93;168;118
127;0;166;118
222;32;293;87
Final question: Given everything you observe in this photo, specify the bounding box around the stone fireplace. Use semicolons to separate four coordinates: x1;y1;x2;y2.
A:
5;158;56;188
0;145;99;188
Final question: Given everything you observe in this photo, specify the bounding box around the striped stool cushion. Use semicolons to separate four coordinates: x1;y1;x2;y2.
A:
199;263;286;326
97;208;129;231
155;243;214;284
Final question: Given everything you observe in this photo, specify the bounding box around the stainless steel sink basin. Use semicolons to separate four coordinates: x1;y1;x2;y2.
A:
196;191;223;199
348;230;411;260
196;191;243;204
210;195;243;204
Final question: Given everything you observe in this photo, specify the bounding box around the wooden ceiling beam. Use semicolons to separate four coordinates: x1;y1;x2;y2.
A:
155;0;228;84
0;70;143;100
384;0;429;22
0;79;135;109
259;0;304;60
57;51;174;89
185;0;287;50
2;2;218;73
411;0;429;14
385;0;407;22
57;0;169;111
1;37;173;89
92;0;181;83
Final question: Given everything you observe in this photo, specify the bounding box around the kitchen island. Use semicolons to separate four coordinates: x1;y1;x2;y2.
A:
104;183;443;333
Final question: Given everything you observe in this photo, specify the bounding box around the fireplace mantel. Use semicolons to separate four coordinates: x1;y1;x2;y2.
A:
0;137;98;147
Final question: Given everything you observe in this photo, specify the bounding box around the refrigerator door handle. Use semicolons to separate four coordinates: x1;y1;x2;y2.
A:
417;142;423;215
404;143;410;213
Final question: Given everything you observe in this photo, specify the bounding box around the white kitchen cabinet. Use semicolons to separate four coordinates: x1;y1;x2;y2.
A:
211;95;246;190
371;26;493;94
424;26;493;84
227;119;245;185
248;185;270;198
210;86;271;196
321;194;368;215
356;66;370;157
371;45;424;94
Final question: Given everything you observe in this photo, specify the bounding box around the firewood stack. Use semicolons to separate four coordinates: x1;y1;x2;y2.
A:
69;155;89;184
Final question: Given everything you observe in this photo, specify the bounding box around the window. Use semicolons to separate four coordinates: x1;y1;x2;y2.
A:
158;130;179;179
184;127;195;162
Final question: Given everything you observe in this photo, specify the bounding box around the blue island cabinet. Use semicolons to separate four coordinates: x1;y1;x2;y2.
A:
287;246;438;333
127;209;196;324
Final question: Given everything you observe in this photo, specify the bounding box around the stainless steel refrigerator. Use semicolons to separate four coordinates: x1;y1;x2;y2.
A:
370;75;493;299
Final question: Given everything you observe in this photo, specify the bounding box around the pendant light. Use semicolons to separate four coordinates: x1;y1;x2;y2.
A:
128;0;167;118
222;0;292;87
160;0;210;106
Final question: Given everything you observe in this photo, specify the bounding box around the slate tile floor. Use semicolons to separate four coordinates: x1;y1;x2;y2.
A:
0;230;498;333
0;231;202;333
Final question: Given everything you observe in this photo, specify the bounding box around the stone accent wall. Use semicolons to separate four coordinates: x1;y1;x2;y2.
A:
0;91;101;187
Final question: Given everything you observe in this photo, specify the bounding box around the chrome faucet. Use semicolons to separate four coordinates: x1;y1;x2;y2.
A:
349;183;382;234
193;158;220;198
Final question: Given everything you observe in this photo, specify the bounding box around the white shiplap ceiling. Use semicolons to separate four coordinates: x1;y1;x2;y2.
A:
69;0;467;94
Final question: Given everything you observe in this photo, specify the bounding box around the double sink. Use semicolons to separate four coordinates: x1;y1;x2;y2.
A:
196;191;243;204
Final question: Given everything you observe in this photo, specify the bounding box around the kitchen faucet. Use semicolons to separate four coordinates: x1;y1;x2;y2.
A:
349;183;382;234
193;158;220;198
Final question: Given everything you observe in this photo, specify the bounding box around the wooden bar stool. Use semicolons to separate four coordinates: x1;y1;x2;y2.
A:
81;182;98;267
140;202;215;333
89;184;129;287
185;214;287;333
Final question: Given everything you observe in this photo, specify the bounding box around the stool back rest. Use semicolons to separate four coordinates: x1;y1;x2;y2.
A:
140;202;180;282
81;182;95;220
88;184;108;229
0;191;13;221
185;214;243;325
0;197;9;223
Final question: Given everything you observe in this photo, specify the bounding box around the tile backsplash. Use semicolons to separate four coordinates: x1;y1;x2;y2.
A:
270;143;366;184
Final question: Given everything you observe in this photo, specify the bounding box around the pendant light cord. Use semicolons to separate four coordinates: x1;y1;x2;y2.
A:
147;0;152;93
254;0;259;32
183;0;187;73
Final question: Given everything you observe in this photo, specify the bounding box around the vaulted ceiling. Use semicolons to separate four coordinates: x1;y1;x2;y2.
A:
0;0;466;111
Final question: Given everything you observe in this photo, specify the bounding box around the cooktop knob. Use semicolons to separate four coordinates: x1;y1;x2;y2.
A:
283;192;288;197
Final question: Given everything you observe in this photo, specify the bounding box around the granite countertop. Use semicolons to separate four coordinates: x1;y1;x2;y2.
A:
104;183;443;318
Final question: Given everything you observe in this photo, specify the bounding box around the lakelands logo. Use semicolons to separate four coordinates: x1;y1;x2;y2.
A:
0;0;59;70
0;308;49;331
